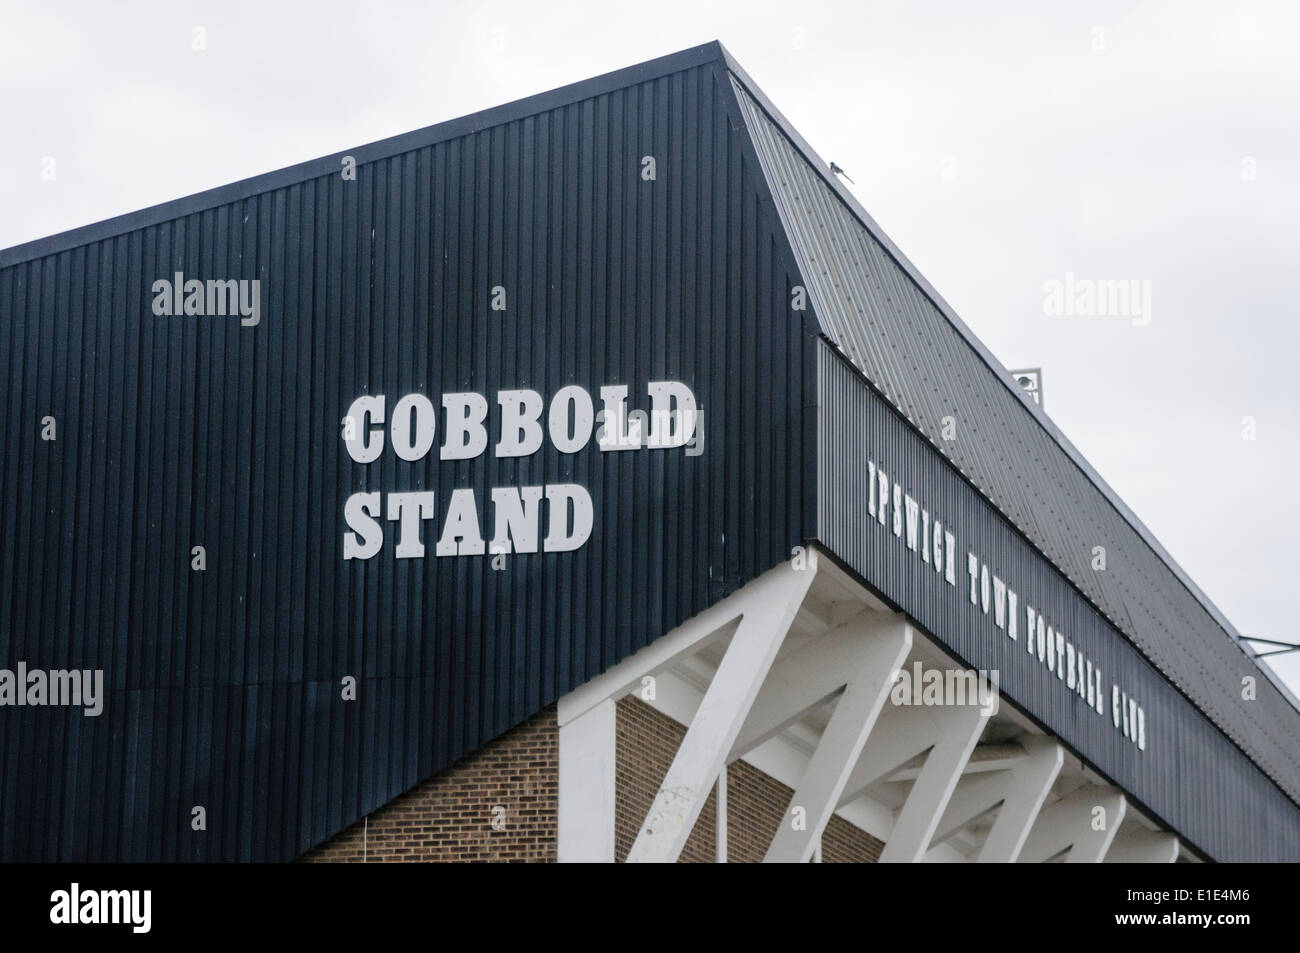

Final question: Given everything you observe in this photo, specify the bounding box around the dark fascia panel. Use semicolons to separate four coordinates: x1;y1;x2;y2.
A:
0;42;726;269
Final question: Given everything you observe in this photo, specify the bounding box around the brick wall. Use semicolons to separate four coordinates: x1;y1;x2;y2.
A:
300;695;882;862
615;696;882;863
299;705;558;862
616;695;718;862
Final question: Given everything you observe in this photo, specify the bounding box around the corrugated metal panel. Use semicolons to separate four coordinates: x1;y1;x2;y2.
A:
0;50;819;861
730;73;1300;806
817;340;1300;861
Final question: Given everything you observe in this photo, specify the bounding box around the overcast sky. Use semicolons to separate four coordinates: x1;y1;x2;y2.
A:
2;0;1297;694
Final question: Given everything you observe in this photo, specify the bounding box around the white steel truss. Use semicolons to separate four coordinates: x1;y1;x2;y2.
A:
557;549;1180;863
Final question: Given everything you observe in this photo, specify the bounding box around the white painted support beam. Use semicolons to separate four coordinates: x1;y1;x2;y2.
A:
888;742;1027;782
626;561;817;863
932;770;1016;846
928;739;1063;856
1020;784;1127;863
557;698;617;863
1105;829;1180;863
765;616;913;862
558;559;816;728
836;703;944;807
837;696;992;810
730;614;881;758
976;736;1064;863
879;702;990;863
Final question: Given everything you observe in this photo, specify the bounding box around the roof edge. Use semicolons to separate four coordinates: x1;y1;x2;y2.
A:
0;41;726;269
717;42;1300;714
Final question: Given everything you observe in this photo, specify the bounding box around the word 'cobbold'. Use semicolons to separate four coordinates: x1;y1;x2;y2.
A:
341;382;699;560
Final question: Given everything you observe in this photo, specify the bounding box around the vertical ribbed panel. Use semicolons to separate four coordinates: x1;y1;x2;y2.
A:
732;75;1300;807
817;341;1300;861
0;60;817;861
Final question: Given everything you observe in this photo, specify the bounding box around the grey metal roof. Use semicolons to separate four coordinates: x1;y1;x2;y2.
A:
723;52;1300;804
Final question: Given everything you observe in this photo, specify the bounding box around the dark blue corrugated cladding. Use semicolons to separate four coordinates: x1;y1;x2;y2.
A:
10;39;1294;864
0;50;820;861
817;341;1300;861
